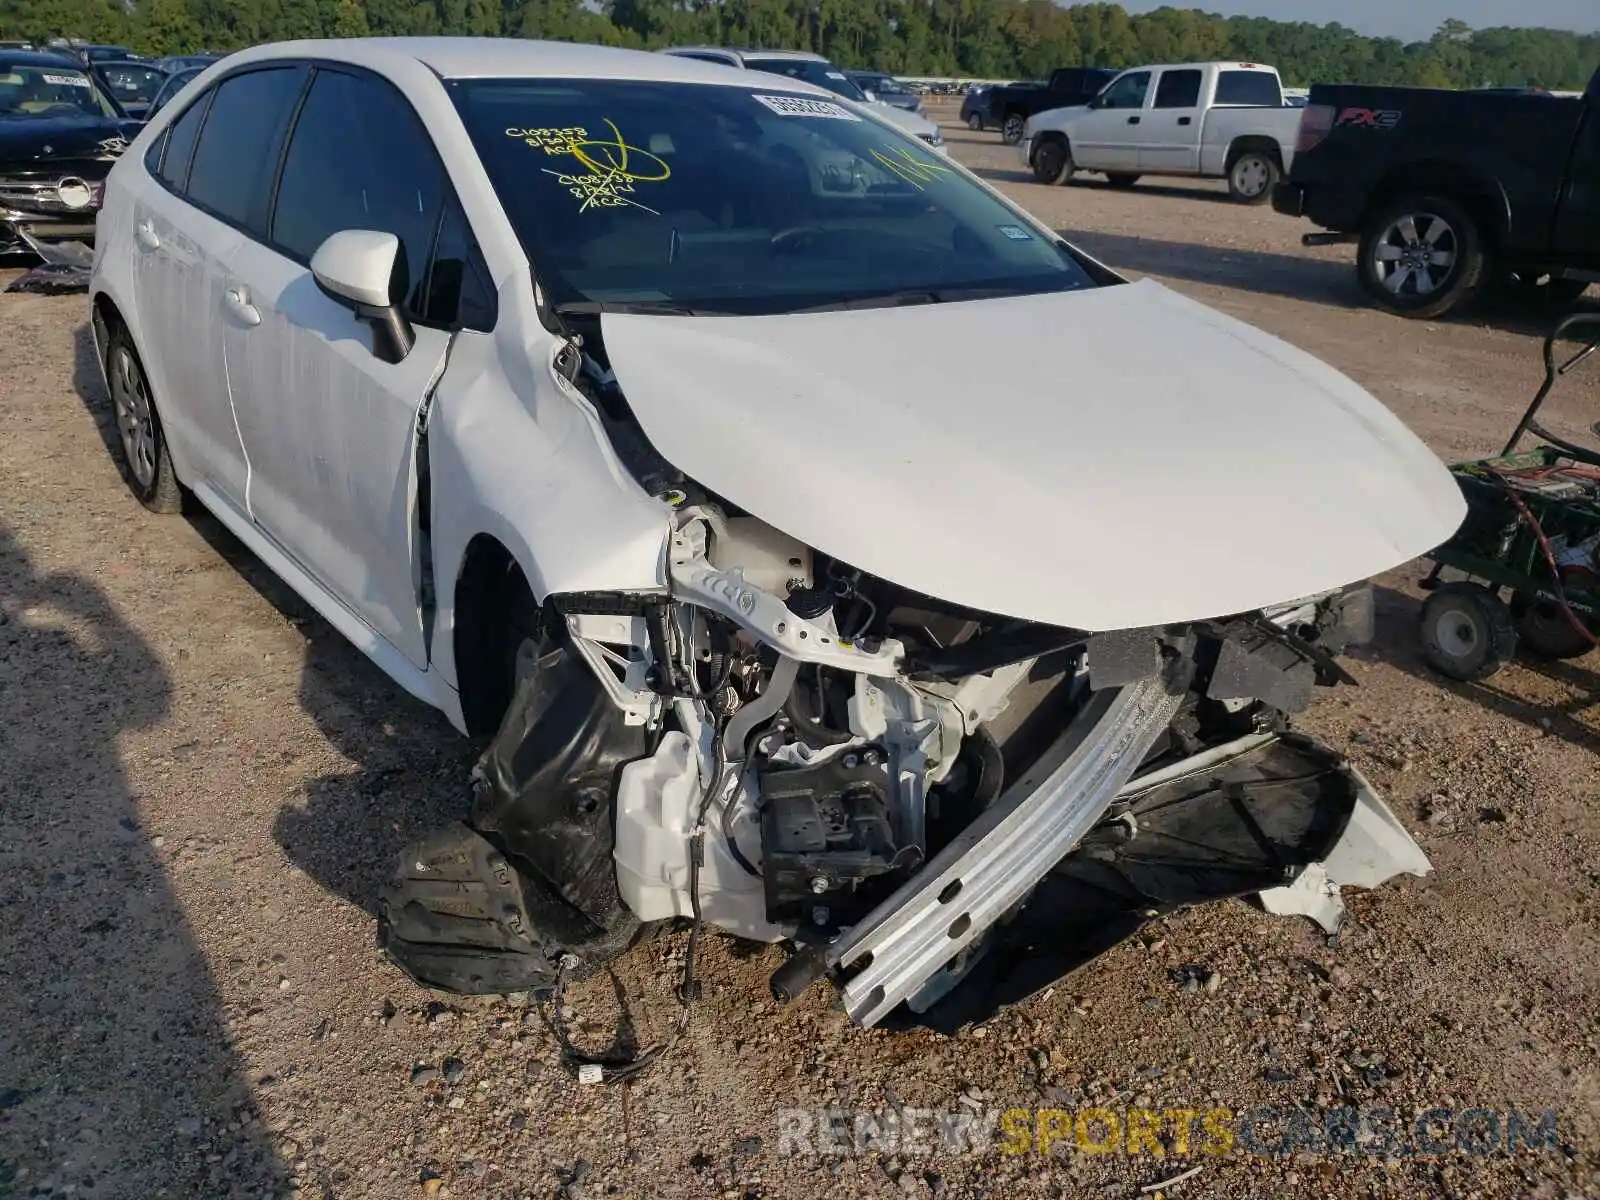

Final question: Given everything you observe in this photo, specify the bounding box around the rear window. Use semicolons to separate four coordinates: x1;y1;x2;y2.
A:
1214;70;1281;107
184;66;304;233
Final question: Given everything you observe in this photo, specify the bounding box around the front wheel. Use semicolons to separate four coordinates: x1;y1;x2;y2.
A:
1418;582;1517;682
1227;150;1280;204
1031;138;1073;186
1001;113;1026;145
966;112;984;131
1358;194;1487;319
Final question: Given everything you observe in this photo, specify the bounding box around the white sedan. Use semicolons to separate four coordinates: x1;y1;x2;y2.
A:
89;37;1458;1033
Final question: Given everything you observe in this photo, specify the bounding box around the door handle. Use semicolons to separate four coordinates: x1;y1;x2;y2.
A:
1127;115;1141;124
223;285;260;327
1178;116;1192;126
134;219;160;251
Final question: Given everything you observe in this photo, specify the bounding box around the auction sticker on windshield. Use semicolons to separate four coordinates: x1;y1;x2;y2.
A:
752;94;861;121
43;74;91;87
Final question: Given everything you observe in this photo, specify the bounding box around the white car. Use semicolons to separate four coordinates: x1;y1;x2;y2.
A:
90;37;1460;1035
1020;61;1303;203
659;46;947;153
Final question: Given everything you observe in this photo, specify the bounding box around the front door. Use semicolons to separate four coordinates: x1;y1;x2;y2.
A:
1071;70;1149;173
1553;97;1600;271
221;65;459;669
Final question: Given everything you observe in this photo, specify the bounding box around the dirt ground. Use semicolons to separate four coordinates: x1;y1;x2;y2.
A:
1;106;1597;1200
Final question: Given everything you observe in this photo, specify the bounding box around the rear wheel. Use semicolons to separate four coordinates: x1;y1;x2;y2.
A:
1418;582;1516;681
1106;173;1140;190
1358;194;1487;319
1002;113;1026;145
106;327;183;514
1031;138;1073;186
1227;150;1280;204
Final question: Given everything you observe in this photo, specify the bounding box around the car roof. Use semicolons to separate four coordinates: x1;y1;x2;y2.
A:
217;37;832;89
0;50;90;69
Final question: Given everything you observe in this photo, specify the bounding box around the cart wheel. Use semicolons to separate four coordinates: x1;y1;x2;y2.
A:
1512;592;1596;660
1419;583;1517;681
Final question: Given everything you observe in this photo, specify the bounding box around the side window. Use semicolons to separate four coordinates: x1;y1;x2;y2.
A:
1215;70;1281;107
154;87;212;192
270;68;445;312
185;67;305;233
421;197;496;332
1099;71;1151;110
1154;69;1202;109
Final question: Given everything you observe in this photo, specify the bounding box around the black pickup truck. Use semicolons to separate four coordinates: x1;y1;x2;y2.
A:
984;67;1117;145
1274;68;1600;319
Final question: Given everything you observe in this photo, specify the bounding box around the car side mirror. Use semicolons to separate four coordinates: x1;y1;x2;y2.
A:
311;229;413;364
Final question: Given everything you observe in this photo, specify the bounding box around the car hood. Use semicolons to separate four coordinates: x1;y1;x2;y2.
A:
1029;103;1089;130
601;279;1466;631
0;113;131;167
869;101;938;138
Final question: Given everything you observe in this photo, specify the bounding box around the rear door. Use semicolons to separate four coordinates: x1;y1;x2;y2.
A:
221;64;483;668
1071;70;1149;172
130;65;305;509
1139;67;1204;172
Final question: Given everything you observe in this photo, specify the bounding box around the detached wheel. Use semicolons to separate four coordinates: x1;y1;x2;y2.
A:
1227;150;1280;204
1106;173;1140;190
1001;113;1026;145
106;327;183;514
1419;582;1517;681
1359;194;1486;319
1512;591;1596;660
1031;138;1073;186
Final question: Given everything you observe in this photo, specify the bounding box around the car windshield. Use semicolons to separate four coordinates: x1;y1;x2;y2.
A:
863;75;912;96
742;59;868;103
0;63;116;118
450;78;1093;316
99;62;165;107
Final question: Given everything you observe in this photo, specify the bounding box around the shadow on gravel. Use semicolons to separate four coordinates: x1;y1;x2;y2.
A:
1355;584;1600;755
0;527;289;1196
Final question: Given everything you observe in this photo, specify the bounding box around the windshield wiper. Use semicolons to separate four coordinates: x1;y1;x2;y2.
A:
555;300;702;317
791;286;1027;314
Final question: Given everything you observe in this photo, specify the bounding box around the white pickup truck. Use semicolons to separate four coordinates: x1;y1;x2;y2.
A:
1019;61;1302;203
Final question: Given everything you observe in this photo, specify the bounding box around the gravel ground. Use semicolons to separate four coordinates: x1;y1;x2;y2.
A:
1;105;1597;1200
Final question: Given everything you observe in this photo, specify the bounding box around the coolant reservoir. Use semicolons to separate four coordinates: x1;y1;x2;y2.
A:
612;732;783;942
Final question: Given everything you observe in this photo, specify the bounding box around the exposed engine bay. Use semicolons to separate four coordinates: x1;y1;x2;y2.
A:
378;323;1432;1040
381;508;1426;1033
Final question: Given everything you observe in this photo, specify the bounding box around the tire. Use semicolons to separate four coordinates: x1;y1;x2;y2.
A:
966;112;984;131
105;326;183;514
1418;582;1517;682
1512;591;1596;660
1227;149;1280;204
1358;193;1487;319
1031;137;1074;186
1106;173;1140;190
1001;113;1026;145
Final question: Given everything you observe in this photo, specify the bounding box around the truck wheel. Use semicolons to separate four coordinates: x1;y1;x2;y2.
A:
967;112;984;131
1031;138;1073;186
1359;194;1487;319
1418;582;1516;682
1512;592;1596;660
1002;113;1026;145
1227;150;1280;204
1106;174;1140;190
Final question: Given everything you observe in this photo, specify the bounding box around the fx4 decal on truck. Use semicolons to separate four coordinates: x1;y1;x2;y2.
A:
1336;107;1402;130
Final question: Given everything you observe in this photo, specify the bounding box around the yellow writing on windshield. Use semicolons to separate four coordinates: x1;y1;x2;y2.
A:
870;145;951;190
507;118;672;215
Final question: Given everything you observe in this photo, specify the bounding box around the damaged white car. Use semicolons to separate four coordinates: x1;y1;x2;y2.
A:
89;38;1463;1033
